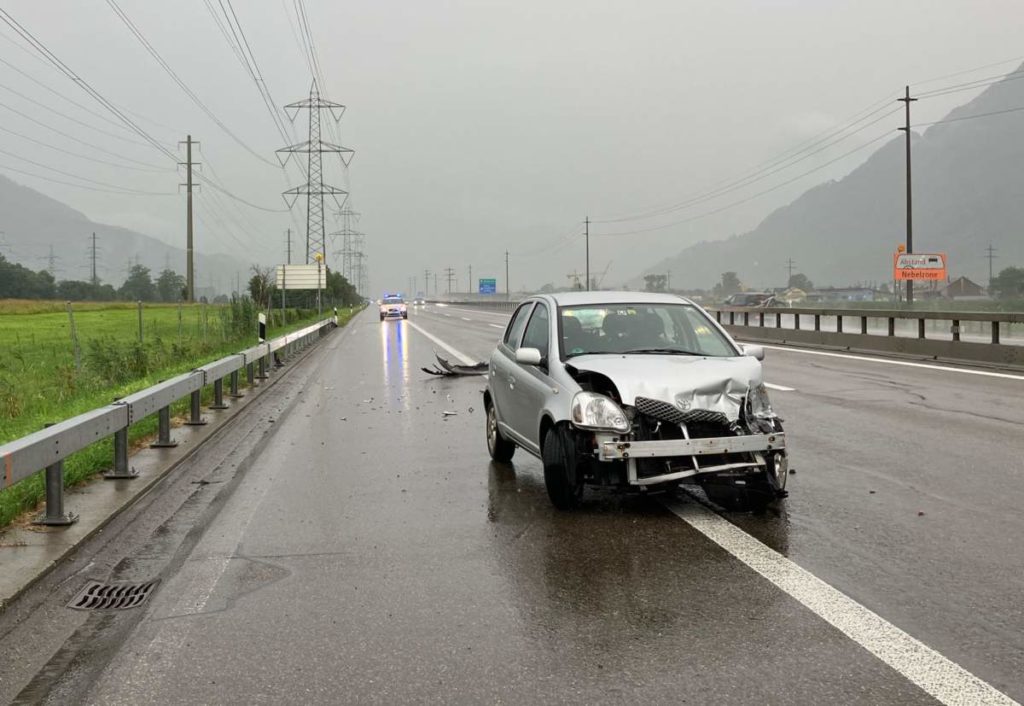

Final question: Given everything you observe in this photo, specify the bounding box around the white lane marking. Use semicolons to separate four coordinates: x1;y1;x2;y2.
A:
764;382;795;392
488;323;504;329
756;343;1024;382
404;319;478;365
664;499;1019;706
461;317;472;321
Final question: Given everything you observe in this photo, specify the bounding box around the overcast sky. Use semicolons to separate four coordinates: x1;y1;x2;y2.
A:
1;0;1021;294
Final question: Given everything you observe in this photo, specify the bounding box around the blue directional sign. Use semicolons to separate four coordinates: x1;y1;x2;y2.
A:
478;278;497;295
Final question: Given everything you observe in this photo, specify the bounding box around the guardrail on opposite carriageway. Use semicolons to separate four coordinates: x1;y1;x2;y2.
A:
1;317;337;526
711;306;1024;367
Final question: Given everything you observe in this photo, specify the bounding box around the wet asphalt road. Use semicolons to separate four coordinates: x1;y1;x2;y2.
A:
5;303;1024;704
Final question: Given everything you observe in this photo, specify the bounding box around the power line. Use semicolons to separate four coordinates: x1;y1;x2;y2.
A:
104;0;279;168
913;55;1024;87
593;129;894;238
0;8;179;162
0;79;155;147
0;123;174;173
911;104;1024;128
0;160;173;195
0;145;176;195
595;97;901;225
0;101;167;169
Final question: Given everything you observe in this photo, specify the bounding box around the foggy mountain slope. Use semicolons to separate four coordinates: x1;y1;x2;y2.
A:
0;174;253;293
632;64;1024;290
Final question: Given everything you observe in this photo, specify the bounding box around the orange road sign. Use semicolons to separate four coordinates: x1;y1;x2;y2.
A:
893;252;947;281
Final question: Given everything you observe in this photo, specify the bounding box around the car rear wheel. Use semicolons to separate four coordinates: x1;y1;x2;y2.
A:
543;424;584;510
486;400;515;462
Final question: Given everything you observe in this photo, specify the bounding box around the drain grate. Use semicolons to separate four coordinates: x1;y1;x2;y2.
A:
67;579;160;611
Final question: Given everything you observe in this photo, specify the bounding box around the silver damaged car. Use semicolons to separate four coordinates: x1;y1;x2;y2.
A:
483;292;788;511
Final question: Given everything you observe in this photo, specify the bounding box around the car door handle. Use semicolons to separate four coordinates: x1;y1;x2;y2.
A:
508;375;515;389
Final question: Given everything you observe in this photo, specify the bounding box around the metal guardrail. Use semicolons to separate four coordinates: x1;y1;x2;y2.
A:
712;306;1024;366
1;317;336;526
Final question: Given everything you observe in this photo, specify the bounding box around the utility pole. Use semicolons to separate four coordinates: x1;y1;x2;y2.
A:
468;264;472;295
505;250;510;300
433;272;438;295
45;245;58;278
786;258;796;285
443;267;455;294
424;269;431;295
585;216;590;292
89;232;99;287
178;135;199;302
279;82;353;265
986;243;998;293
286;228;292;264
898;86;917;305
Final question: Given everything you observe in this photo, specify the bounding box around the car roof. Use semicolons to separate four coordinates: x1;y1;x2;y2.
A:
536;291;694;307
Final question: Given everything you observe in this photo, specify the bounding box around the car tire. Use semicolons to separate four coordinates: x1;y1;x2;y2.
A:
402;313;408;319
379;314;385;321
542;424;584;511
486;400;515;462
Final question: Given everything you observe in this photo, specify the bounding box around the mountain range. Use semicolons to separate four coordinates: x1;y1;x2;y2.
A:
632;63;1024;290
0;175;251;295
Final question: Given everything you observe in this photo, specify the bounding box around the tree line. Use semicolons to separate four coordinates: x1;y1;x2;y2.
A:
0;254;364;307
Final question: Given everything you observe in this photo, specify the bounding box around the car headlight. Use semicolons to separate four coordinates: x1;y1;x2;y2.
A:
571;392;630;433
747;383;775;419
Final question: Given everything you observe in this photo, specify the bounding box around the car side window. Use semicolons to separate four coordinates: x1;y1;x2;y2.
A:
521;303;550;357
503;303;533;348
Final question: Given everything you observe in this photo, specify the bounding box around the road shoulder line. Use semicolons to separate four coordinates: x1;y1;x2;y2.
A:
664;499;1018;706
404;320;478;365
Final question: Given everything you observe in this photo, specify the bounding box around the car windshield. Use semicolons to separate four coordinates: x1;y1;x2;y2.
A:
383;297;404;304
559;303;737;358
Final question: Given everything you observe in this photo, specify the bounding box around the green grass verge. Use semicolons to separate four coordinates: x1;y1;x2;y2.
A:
0;303;360;529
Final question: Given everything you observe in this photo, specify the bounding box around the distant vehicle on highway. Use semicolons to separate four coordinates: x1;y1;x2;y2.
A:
379;295;408;321
483;291;788;511
723;292;775;307
413;293;426;306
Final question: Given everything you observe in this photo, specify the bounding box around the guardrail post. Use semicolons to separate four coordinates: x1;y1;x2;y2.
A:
887;317;895;336
837;316;843;333
33;423;78;526
715;311;722;323
210;377;228;410
814;314;820;332
185;390;207;426
794;314;801;331
861;316;868;335
229;370;244;398
256;355;269;380
775;312;782;328
918;318;926;339
246;362;255;385
150;407;177;448
758;312;764;327
743;312;750;326
992;321;1000;344
951;320;960;342
104;426;138;479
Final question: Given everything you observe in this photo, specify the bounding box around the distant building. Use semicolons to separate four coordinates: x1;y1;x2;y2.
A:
806;287;876;302
940;276;987;300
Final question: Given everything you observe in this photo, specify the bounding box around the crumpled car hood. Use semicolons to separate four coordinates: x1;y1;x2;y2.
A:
566;354;763;421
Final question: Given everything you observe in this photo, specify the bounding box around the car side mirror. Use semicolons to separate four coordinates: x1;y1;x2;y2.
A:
741;344;765;361
515;347;543;366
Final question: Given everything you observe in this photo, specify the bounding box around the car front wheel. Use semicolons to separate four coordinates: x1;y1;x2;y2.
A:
543;424;584;510
486;400;515;462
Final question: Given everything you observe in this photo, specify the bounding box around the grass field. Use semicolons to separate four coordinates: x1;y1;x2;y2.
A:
0;299;359;529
